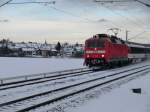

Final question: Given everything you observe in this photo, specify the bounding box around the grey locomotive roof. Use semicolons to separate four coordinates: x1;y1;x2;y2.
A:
127;41;150;48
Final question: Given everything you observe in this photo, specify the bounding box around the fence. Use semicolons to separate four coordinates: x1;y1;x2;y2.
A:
0;67;89;85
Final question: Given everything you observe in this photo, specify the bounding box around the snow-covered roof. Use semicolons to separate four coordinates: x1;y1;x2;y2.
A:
74;46;83;51
51;49;57;52
22;47;35;51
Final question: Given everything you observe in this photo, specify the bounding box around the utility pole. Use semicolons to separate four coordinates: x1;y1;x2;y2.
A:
126;30;129;42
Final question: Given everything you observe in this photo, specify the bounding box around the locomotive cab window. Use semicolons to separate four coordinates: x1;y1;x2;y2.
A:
86;39;104;48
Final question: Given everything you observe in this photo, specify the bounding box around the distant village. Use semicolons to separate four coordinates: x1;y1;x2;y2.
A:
0;39;84;58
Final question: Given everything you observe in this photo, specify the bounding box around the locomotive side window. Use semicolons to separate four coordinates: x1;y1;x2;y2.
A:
130;47;145;53
148;48;150;53
146;48;150;53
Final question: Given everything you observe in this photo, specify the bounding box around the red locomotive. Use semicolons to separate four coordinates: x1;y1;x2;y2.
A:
84;34;150;67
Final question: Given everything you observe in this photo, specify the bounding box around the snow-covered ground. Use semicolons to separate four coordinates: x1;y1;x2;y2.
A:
0;57;84;78
71;70;150;112
0;57;150;112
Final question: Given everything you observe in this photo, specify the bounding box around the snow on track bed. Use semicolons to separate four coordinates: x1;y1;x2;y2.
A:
37;66;150;112
0;60;148;90
0;70;107;104
0;63;147;104
0;64;150;112
0;68;91;90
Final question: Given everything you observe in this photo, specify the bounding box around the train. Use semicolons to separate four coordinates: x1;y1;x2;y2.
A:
84;34;150;67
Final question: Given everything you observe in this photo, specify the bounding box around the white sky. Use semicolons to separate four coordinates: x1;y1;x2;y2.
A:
0;0;150;44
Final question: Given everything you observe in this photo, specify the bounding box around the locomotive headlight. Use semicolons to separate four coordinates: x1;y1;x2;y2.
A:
87;55;90;58
101;54;105;58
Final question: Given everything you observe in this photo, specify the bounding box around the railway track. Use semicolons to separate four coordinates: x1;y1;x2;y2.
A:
0;68;93;90
0;65;150;112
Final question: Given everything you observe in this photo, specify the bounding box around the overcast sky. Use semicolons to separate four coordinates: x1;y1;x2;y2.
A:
0;0;150;44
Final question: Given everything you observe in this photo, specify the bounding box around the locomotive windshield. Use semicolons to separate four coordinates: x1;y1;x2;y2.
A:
86;39;104;48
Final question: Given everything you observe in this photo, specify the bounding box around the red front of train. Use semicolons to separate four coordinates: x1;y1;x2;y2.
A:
84;34;129;67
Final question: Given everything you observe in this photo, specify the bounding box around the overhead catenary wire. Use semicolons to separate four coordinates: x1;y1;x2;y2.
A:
23;0;123;27
104;5;150;40
125;9;147;28
94;0;149;29
0;0;13;8
37;2;124;36
94;0;150;42
94;2;126;29
47;4;122;29
1;0;116;36
4;0;95;23
135;0;150;8
50;6;117;27
95;5;129;30
95;0;150;8
53;7;125;30
1;0;149;40
128;31;146;40
94;0;135;3
7;1;56;5
1;0;143;28
48;6;94;22
104;5;145;29
44;2;129;34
